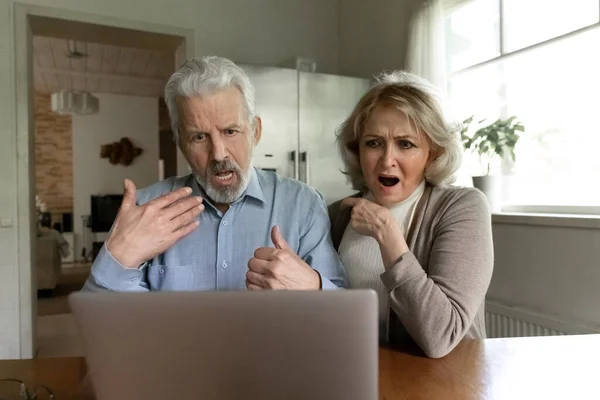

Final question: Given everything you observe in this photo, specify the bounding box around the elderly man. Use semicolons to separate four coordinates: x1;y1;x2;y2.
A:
83;56;346;292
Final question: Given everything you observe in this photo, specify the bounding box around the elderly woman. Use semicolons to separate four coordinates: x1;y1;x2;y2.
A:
328;71;493;358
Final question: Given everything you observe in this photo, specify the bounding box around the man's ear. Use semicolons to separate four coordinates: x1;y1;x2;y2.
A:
253;116;262;146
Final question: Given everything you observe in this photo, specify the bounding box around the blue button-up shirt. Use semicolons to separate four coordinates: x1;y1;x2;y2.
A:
84;168;347;292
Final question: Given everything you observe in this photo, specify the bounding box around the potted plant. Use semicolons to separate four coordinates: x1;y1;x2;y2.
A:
460;116;525;212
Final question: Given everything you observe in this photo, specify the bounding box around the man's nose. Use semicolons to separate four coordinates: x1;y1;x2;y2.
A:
211;135;227;161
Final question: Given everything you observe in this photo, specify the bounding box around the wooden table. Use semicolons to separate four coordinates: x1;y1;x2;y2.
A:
380;334;600;399
1;335;599;399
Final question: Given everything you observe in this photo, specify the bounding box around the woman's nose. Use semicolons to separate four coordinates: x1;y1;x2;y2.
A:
380;146;397;168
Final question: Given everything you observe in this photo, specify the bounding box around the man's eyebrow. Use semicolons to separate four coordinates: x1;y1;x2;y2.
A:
221;123;243;130
182;128;209;135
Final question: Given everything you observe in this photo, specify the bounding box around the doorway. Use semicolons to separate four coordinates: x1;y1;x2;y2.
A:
14;4;194;358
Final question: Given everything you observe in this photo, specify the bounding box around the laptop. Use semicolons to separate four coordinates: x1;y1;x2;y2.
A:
69;290;378;400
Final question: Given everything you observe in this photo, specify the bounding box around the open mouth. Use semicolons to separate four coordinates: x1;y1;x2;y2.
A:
214;170;234;182
378;175;400;187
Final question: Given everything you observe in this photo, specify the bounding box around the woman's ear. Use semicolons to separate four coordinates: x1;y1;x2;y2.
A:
427;146;441;166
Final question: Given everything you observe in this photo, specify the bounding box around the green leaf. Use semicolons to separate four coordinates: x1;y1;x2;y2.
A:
460;116;525;164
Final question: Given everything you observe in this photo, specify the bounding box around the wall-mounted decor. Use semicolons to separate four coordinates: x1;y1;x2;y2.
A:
100;137;143;166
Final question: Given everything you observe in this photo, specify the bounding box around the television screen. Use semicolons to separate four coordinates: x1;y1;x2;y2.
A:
91;194;123;233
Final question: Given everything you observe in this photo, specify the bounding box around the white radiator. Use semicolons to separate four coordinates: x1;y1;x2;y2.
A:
485;310;565;338
485;301;599;339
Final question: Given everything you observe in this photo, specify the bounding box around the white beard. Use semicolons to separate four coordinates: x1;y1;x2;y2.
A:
196;159;253;204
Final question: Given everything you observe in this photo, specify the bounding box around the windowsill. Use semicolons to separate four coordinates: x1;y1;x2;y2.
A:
492;212;600;229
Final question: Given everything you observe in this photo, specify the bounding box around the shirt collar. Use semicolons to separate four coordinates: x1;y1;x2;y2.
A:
243;167;266;204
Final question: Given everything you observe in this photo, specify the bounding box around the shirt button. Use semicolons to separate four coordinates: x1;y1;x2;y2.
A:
222;261;227;269
159;268;165;275
222;220;228;226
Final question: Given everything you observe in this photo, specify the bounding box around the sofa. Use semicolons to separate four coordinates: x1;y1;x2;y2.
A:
37;235;62;291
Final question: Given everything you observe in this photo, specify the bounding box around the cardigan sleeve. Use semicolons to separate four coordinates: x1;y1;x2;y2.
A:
380;188;493;358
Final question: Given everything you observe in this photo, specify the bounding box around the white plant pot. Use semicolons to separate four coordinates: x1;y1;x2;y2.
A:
472;175;502;213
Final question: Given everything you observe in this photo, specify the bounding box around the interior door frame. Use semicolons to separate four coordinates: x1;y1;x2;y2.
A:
13;2;195;358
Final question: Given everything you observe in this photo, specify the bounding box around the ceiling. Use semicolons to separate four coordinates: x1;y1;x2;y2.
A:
33;36;175;97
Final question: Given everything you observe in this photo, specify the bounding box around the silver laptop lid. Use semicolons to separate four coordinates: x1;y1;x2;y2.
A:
69;290;378;400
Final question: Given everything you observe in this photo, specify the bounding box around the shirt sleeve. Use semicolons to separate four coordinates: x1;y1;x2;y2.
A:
81;244;150;292
81;184;157;292
297;192;348;289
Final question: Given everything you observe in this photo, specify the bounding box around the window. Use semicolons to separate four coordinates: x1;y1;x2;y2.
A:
445;0;500;72
446;0;600;211
502;0;599;52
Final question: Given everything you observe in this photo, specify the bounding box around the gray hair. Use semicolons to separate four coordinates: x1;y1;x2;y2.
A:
336;70;462;190
164;56;256;142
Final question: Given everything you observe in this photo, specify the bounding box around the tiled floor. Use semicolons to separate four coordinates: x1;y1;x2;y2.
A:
36;265;89;358
36;313;84;358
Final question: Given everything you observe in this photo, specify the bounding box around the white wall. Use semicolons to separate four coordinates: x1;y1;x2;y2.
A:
1;0;343;358
338;0;417;78
0;0;21;360
72;94;159;259
489;221;600;330
29;0;341;73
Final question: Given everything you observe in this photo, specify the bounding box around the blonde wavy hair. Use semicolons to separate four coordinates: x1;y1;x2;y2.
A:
336;70;462;191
